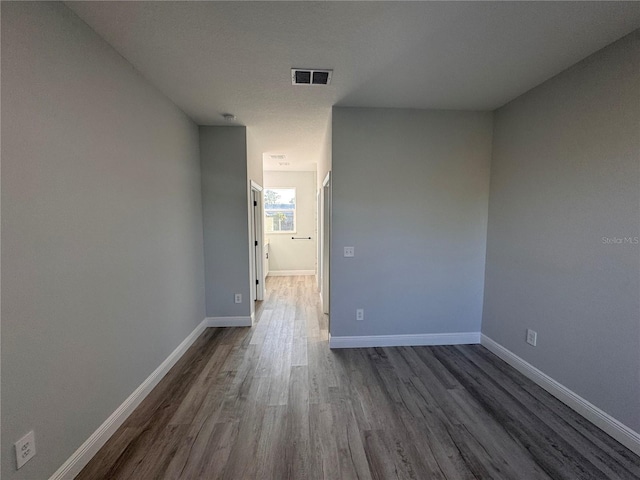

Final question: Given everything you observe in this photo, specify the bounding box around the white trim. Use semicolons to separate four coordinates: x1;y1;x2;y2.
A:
206;316;252;327
322;171;331;187
267;270;316;277
249;183;265;302
316;189;322;291
49;318;209;480
321;173;331;316
481;334;640;457
329;332;480;349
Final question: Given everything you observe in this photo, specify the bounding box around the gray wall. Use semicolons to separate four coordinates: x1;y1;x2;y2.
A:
331;108;493;337
483;31;640;432
1;3;206;479
264;170;317;272
200;126;252;318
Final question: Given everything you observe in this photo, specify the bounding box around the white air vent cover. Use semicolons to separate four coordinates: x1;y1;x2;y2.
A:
291;69;333;85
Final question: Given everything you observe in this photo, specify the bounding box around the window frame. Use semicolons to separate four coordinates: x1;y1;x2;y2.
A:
264;187;297;234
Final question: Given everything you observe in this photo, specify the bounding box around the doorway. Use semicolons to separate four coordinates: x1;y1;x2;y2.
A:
262;171;317;276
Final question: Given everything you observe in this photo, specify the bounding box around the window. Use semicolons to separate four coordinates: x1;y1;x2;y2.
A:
264;188;296;233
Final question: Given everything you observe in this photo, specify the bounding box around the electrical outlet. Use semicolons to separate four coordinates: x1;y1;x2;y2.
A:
526;329;537;346
234;293;242;304
356;308;364;321
344;246;355;257
15;431;36;469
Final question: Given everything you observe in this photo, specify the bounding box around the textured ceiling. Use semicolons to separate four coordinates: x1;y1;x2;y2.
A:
67;1;640;171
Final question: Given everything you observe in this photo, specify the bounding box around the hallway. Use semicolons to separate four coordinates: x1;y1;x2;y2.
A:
78;276;640;479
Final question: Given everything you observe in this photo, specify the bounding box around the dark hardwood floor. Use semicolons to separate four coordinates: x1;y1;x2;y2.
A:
78;276;640;479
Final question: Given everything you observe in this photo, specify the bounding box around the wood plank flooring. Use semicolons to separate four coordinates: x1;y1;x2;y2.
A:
78;276;640;479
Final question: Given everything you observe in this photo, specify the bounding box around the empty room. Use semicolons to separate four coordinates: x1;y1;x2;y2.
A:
2;2;639;479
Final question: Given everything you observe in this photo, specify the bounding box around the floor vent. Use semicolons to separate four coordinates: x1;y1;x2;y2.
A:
291;69;333;85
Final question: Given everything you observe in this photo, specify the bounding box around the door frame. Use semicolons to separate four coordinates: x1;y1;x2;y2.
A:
250;180;265;303
317;189;322;291
320;172;331;317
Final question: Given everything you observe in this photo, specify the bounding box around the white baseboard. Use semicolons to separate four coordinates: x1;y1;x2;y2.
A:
329;332;480;349
49;318;209;480
481;334;640;457
206;316;252;327
267;270;315;276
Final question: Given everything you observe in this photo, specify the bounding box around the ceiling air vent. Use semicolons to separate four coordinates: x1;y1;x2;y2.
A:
292;69;333;86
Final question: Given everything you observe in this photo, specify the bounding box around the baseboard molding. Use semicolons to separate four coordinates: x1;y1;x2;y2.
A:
267;270;315;277
49;318;209;480
205;316;252;327
481;334;640;457
329;332;480;349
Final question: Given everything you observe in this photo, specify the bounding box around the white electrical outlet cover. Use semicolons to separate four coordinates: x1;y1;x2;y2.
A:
526;329;537;346
15;431;36;469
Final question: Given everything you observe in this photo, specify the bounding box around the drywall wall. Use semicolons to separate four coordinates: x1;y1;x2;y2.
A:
483;30;640;432
317;111;332;190
200;126;252;318
331;108;492;338
1;3;205;479
264;170;317;273
246;127;264;189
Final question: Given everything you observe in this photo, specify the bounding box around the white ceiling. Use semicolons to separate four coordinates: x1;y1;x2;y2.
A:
67;1;640;171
